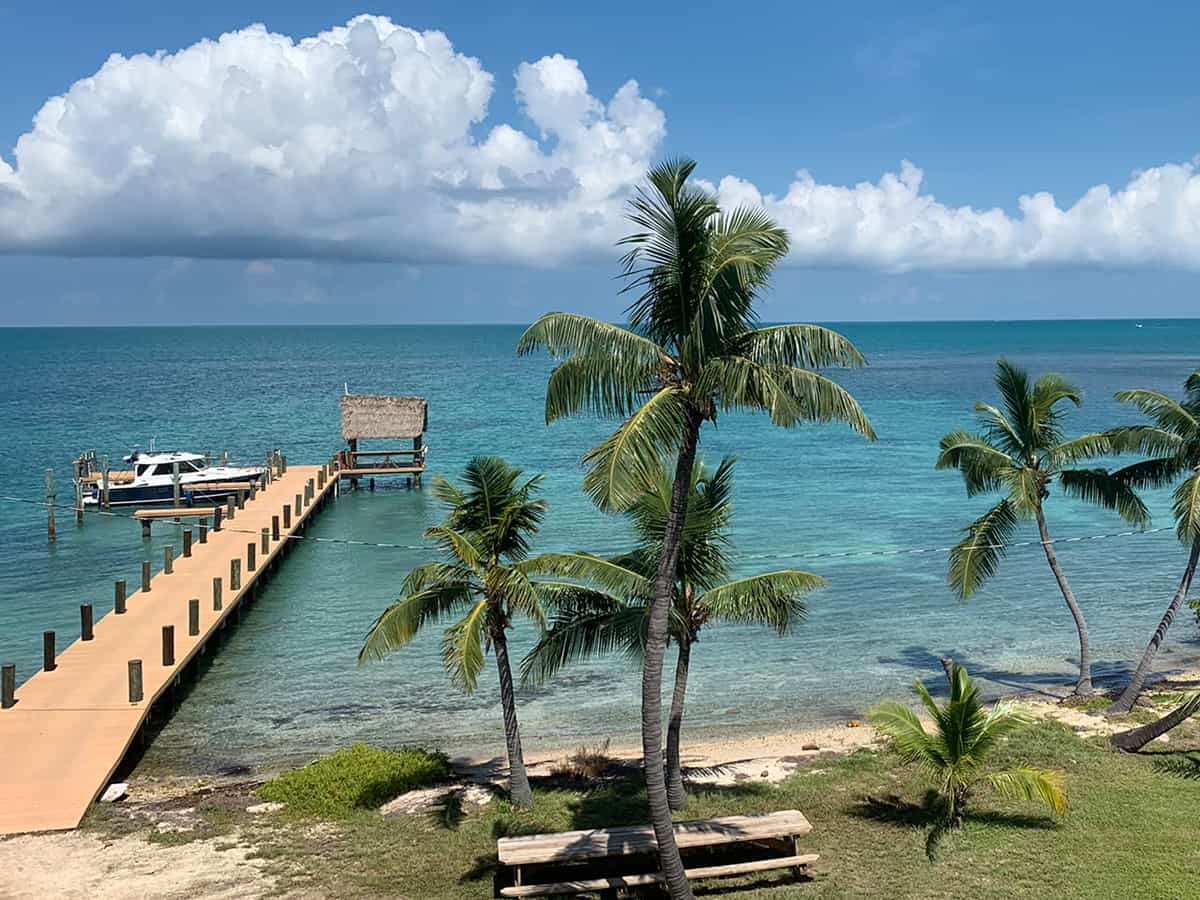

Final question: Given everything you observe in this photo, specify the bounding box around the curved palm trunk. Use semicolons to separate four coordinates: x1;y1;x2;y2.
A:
1110;693;1200;752
1109;540;1200;714
665;638;692;812
492;628;533;808
643;410;702;900
1035;507;1092;695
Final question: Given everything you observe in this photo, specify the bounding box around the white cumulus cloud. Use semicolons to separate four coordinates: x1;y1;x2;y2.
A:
0;14;1198;272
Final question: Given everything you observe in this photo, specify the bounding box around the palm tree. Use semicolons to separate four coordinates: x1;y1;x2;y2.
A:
1102;369;1200;713
359;457;551;808
937;360;1148;695
870;664;1066;855
522;457;822;810
518;158;874;899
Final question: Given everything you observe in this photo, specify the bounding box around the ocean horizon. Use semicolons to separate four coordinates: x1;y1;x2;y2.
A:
1;319;1197;773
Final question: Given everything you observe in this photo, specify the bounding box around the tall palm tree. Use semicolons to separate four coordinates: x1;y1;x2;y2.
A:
522;457;822;810
1102;370;1200;713
937;360;1148;695
870;664;1066;857
359;457;551;808
518;158;874;899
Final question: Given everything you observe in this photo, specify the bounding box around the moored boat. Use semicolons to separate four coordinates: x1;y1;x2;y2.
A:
85;450;264;507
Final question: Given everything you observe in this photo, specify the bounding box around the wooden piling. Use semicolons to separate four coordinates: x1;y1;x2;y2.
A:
43;632;56;672
161;626;174;666
236;492;245;511
164;545;174;575
283;504;291;529
213;507;223;532
172;462;181;508
272;515;280;542
247;541;256;572
188;599;200;637
280;454;287;473
115;580;127;614
141;561;151;593
230;559;241;592
221;450;228;466
294;494;301;517
141;518;152;540
212;577;222;611
183;529;193;558
260;527;269;555
2;665;15;709
80;605;94;642
198;520;208;544
226;496;235;520
46;469;56;543
73;461;84;527
128;660;143;703
249;480;257;500
101;455;110;509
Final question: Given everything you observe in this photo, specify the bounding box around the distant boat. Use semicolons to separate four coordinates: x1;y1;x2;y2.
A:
1135;323;1144;328
85;450;263;507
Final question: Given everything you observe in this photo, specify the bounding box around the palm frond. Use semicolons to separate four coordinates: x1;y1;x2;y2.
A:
869;702;942;770
1111;455;1189;490
441;598;491;694
359;582;476;663
936;431;1013;495
700;570;823;634
974;402;1025;457
986;767;1067;815
582;386;687;511
1058;468;1151;528
1104;425;1187;459
737;324;866;369
542;353;663;422
948;499;1019;598
519;602;649;686
517;312;667;366
424;525;484;572
1114;389;1199;437
1049;432;1114;465
1173;472;1200;544
1000;466;1043;518
519;552;651;600
994;360;1036;449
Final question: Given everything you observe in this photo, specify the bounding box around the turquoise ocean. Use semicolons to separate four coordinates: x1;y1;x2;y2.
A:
0;321;1197;772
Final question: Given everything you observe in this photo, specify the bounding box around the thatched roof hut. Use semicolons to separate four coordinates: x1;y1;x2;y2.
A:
340;395;427;440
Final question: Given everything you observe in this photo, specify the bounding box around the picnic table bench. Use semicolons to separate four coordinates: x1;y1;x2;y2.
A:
495;809;817;897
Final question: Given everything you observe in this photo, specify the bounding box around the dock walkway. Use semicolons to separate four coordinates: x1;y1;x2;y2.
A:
0;463;337;835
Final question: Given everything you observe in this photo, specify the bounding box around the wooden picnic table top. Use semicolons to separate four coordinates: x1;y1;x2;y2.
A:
497;809;812;866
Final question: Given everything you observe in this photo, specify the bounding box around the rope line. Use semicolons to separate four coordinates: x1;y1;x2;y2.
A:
0;493;1181;562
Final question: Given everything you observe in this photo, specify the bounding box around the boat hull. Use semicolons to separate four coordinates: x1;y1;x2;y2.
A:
87;473;262;508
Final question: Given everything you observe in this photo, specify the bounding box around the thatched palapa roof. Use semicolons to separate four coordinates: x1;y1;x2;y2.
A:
341;395;428;440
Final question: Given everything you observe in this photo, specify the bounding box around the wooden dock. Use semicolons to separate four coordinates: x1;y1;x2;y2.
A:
0;461;338;835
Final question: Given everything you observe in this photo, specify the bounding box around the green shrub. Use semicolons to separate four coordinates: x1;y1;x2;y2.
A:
259;744;452;817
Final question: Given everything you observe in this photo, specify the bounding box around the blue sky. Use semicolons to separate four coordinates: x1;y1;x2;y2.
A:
1;2;1198;324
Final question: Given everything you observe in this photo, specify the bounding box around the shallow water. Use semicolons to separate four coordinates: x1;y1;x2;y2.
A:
0;320;1196;772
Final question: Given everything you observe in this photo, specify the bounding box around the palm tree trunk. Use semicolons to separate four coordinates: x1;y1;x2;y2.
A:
1035;506;1093;695
665;638;692;812
1110;693;1200;751
1109;540;1200;714
492;627;533;808
643;409;701;900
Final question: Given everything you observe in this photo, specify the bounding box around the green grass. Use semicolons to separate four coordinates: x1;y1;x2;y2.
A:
227;721;1200;899
257;743;451;817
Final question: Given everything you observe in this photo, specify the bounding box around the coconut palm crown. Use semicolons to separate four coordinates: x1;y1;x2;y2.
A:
1102;369;1200;712
358;456;553;808
521;457;823;809
937;360;1148;694
869;664;1067;857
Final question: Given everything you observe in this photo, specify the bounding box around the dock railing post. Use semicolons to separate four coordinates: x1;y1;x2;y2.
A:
183;528;193;558
188;599;200;637
2;664;15;709
115;579;127;614
80;604;94;641
212;577;222;610
141;561;151;593
46;468;56;543
164;545;174;575
101;455;110;509
128;660;143;703
43;631;56;672
161;626;175;666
